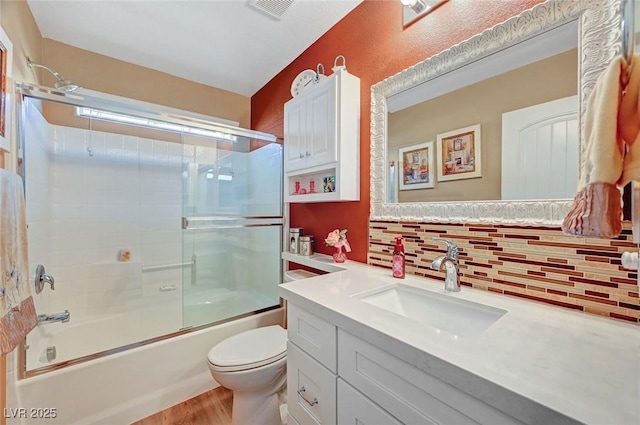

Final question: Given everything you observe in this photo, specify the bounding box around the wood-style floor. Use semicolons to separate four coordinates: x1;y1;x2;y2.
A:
132;387;233;425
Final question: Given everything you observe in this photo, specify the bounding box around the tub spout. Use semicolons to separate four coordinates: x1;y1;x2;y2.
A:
37;310;70;325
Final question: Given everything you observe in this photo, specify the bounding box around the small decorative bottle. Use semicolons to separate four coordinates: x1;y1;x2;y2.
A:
309;180;315;193
392;237;405;279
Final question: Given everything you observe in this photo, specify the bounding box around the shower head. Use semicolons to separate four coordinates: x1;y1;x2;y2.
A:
53;78;80;92
27;57;80;92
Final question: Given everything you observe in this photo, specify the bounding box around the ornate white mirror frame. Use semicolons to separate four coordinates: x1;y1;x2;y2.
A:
370;0;621;226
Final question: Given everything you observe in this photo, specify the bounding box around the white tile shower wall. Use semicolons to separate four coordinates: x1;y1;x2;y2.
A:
16;100;53;377
38;121;183;331
24;100;53;316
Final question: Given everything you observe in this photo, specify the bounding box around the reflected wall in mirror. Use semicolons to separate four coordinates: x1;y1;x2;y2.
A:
371;0;620;225
389;48;577;203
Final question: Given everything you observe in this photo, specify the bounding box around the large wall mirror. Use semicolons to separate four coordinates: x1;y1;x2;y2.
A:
370;0;621;226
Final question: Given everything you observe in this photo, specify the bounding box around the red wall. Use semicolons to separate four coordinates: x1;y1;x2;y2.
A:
251;0;544;263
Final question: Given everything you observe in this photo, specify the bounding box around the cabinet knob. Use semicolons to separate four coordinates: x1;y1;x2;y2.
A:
299;153;305;159
305;151;311;157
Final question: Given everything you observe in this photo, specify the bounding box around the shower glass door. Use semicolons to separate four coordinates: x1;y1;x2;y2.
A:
22;97;188;372
19;86;282;375
181;133;283;328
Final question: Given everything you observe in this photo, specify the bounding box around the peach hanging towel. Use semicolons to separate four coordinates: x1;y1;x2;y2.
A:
0;169;37;354
562;54;640;238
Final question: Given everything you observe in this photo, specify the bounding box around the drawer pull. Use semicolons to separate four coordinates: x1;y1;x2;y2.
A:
297;386;319;406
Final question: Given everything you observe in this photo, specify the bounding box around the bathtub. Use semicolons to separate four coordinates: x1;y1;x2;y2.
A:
25;313;142;370
25;288;278;371
7;307;284;425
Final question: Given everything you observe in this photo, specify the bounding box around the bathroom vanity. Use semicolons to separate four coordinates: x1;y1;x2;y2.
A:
280;253;640;425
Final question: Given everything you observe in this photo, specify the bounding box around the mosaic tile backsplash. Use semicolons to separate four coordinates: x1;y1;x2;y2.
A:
369;221;640;323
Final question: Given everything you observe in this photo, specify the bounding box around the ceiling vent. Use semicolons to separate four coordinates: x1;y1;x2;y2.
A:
249;0;295;20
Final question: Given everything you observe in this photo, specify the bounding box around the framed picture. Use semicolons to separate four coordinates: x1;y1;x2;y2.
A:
0;26;13;152
436;124;481;182
322;175;336;192
399;141;435;190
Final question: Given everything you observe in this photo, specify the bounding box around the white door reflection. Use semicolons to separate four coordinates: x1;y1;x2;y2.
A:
501;95;578;200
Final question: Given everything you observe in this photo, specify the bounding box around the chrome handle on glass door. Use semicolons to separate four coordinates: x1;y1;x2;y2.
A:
34;264;55;294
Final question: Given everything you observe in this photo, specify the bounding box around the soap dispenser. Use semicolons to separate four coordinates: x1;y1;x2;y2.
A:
392;236;405;279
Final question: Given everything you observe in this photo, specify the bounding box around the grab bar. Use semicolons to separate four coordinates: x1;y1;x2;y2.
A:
141;260;194;272
141;255;197;286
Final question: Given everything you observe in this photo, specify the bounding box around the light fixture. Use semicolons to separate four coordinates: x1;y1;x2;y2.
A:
401;0;427;14
402;0;448;27
27;57;80;92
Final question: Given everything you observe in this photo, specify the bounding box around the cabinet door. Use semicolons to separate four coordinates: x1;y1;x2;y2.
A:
337;379;404;425
305;78;337;168
284;97;307;172
339;330;523;425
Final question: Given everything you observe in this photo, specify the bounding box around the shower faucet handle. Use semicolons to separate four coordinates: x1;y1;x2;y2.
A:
34;264;55;293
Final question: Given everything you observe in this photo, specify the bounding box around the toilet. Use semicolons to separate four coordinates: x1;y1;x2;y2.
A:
207;325;288;425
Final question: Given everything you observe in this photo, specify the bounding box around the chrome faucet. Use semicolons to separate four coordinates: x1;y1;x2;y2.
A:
34;264;55;294
430;238;461;292
37;310;70;325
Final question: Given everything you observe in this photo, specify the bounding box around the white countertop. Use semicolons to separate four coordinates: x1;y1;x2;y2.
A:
279;253;640;425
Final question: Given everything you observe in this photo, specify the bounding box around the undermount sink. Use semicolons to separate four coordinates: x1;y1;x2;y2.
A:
355;284;506;337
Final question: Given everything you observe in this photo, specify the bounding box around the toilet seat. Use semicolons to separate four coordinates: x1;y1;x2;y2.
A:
208;325;287;372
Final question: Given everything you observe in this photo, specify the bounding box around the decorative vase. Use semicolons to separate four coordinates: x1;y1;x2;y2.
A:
332;246;347;263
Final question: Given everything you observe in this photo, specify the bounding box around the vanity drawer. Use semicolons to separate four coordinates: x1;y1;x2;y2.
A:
288;303;337;372
287;413;302;425
337;378;404;425
338;329;523;425
287;341;337;425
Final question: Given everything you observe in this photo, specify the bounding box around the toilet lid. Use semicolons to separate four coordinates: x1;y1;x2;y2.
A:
207;325;287;371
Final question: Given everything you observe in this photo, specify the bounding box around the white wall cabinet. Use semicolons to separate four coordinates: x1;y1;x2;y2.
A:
284;79;337;172
286;303;528;425
284;68;360;203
